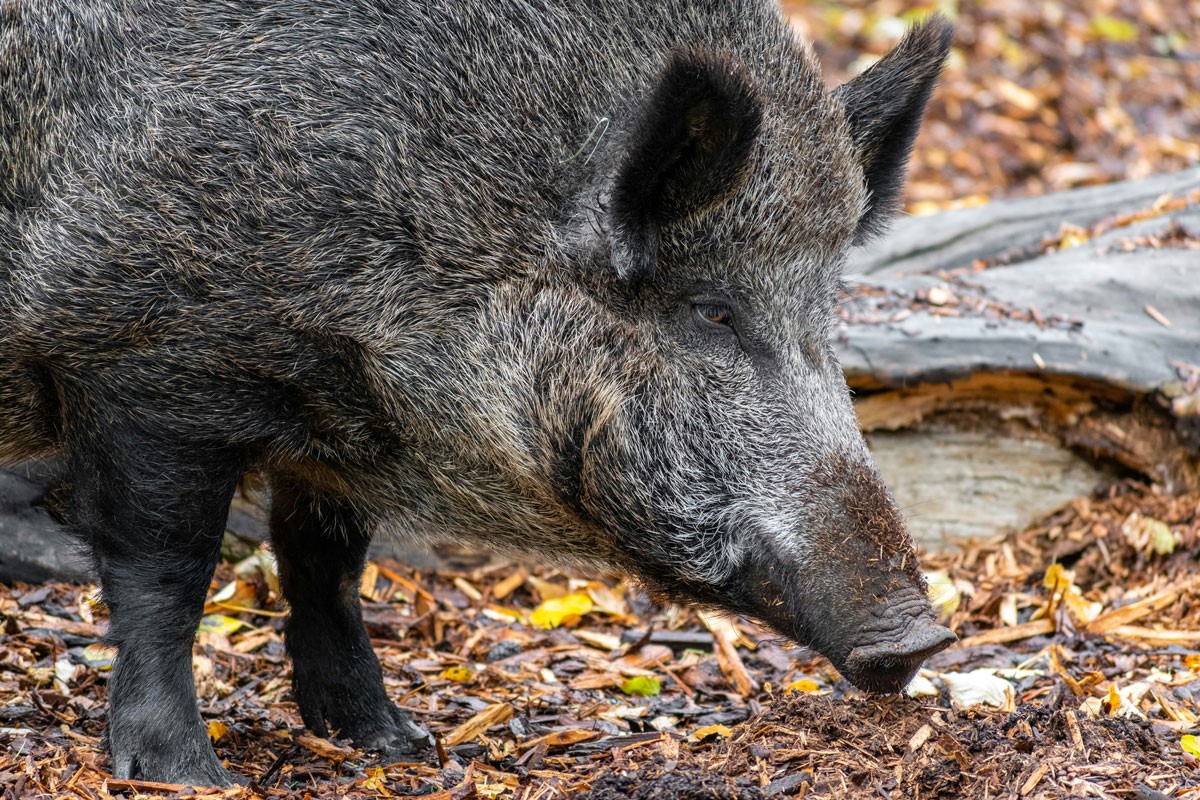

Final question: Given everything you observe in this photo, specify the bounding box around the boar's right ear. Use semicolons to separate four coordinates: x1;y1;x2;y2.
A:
609;49;762;282
833;15;953;243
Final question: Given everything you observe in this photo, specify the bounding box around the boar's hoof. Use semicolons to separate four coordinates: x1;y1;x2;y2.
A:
345;705;433;755
109;728;241;788
842;619;957;694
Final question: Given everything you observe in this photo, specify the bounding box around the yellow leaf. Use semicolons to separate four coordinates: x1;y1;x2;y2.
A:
1185;654;1200;672
1105;684;1122;715
1041;565;1101;624
440;666;474;684
530;593;593;629
786;679;820;694
621;676;661;697
688;724;733;743
198;614;246;636
81;643;117;670
1088;15;1137;43
362;766;389;794
1001;38;1027;70
1183;734;1200;758
1058;227;1089;250
1147;519;1177;555
925;571;961;619
207;721;229;743
1043;563;1068;592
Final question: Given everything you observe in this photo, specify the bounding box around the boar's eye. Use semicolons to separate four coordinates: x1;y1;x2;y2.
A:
694;302;734;331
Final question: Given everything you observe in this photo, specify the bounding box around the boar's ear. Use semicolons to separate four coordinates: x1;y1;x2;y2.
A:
833;15;952;243
609;49;762;282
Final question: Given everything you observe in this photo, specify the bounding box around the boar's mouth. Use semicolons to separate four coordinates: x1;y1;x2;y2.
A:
838;609;957;693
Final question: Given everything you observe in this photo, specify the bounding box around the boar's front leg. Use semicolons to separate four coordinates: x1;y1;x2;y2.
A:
269;477;430;753
64;412;244;787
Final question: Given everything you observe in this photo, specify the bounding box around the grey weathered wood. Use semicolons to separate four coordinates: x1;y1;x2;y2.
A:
840;171;1200;395
849;165;1200;278
869;429;1118;549
839;168;1199;547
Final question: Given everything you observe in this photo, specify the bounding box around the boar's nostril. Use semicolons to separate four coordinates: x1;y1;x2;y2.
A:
841;620;957;694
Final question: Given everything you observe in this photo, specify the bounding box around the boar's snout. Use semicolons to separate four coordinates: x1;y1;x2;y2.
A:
840;605;957;693
787;586;954;694
722;455;956;694
729;553;956;694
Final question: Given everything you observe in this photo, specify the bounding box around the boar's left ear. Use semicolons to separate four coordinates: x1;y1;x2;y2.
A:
609;49;762;282
834;15;953;243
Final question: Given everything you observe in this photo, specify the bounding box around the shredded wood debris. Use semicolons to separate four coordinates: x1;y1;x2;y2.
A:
1;479;1197;798
786;1;1200;211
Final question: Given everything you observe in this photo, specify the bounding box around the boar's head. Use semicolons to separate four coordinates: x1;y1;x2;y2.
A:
427;17;956;694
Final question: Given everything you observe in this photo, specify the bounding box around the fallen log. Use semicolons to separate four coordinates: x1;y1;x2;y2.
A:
842;167;1200;548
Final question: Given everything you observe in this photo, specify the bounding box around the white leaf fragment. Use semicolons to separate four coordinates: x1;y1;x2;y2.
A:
940;669;1017;710
905;672;940;698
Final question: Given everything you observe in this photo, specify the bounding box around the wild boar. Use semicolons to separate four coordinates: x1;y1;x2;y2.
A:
0;0;955;786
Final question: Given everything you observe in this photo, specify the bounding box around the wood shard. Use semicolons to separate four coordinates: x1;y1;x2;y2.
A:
1083;581;1193;634
1107;625;1200;644
442;702;514;747
103;777;192;794
711;626;759;696
1143;305;1172;328
908;723;934;754
517;728;600;751
491;568;528;600
1019;762;1050;796
1066;710;1085;751
296;733;355;760
956;618;1056;647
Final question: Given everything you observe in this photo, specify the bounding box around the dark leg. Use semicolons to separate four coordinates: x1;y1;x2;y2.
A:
64;416;243;787
269;476;429;752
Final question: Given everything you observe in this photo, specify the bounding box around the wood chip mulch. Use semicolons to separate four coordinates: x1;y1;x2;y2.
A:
1;479;1198;799
785;0;1200;213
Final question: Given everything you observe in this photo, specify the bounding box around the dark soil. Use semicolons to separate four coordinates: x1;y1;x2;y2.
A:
585;769;768;800
584;694;1190;800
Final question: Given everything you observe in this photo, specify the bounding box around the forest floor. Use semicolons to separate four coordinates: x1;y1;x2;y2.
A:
784;0;1200;214
2;481;1199;798
3;0;1199;798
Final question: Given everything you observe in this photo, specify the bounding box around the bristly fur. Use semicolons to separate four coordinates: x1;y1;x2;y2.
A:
0;0;952;786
